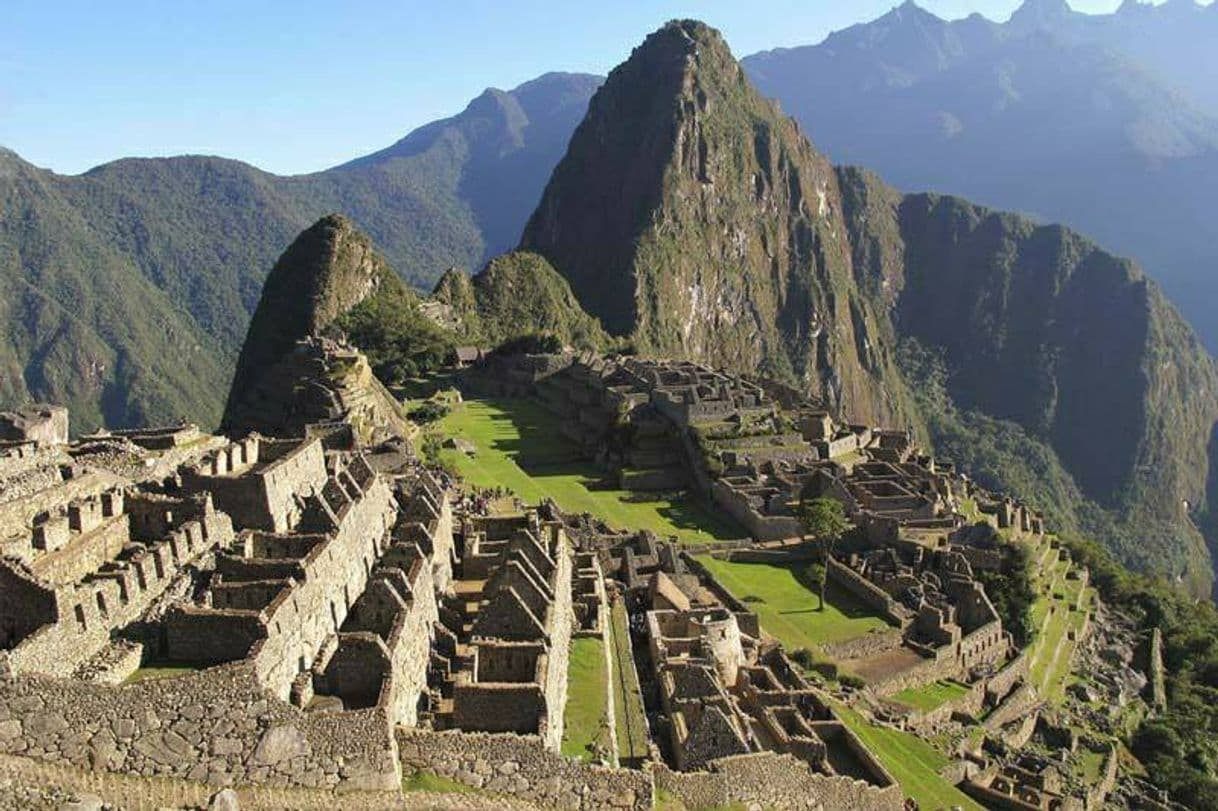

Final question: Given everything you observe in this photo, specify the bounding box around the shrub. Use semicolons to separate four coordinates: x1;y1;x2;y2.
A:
409;401;450;424
789;648;815;669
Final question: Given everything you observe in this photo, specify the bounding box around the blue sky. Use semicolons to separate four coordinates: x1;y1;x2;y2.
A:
0;0;1183;175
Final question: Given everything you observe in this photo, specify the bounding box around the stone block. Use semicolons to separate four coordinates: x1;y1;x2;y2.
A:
208;788;240;811
25;712;68;737
212;736;243;756
252;725;308;766
133;729;193;765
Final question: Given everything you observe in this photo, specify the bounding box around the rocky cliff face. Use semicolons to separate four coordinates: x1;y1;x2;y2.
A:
521;20;910;425
838;167;1218;589
222;214;416;433
516;20;1218;592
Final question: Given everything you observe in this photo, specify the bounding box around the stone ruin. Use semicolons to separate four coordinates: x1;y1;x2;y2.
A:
617;546;903;810
0;405;69;451
0;348;1119;810
0;400;465;794
425;510;574;751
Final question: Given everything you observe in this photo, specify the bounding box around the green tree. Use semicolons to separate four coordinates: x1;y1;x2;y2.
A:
805;562;828;611
799;497;849;555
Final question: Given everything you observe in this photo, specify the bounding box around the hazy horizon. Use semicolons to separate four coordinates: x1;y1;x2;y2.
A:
2;0;1200;176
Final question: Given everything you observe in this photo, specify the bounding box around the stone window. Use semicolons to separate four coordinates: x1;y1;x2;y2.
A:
95;591;108;618
74;604;87;631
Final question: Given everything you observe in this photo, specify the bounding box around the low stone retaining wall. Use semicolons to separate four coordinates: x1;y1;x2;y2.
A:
396;728;652;810
827;557;908;626
652;752;904;811
0;753;414;811
986;650;1030;702
0;664;399;791
983;683;1039;731
902;680;987;733
822;628;905;661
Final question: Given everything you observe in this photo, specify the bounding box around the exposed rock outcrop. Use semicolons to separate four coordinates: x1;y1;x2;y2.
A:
222;215;417;441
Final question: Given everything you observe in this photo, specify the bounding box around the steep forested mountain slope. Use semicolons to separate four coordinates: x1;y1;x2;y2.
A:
518;19;1218;594
0;149;233;429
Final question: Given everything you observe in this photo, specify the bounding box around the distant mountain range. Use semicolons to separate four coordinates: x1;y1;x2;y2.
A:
743;0;1218;350
0;73;599;430
5;2;1217;433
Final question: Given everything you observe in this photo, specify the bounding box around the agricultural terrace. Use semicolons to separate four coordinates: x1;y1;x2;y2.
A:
436;398;742;543
1027;538;1094;701
890;680;971;712
834;704;983;811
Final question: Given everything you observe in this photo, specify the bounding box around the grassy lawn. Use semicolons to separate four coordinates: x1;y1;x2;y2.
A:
401;770;479;794
436;398;742;543
891;680;972;712
834;704;983;811
609;598;650;763
561;637;612;762
697;557;892;650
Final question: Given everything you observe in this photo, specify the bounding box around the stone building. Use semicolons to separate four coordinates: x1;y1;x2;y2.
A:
0;487;232;678
0;405;69;448
427;510;574;752
636;551;899;802
0;401;466;794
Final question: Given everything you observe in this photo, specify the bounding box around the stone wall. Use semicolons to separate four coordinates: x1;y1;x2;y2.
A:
710;480;803;542
4;506;233;678
247;476;397;698
182;438;326;533
827;557;908;626
983;683;1039;731
866;650;956;697
0;752;420;811
0;663;400;791
541;530;574;751
902;680;987;733
986;648;1030;703
821;628;905;661
380;559;438;727
396;728;652;810
28;514;129;586
652;752;904;811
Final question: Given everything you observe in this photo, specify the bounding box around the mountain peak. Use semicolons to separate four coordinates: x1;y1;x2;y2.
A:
222;214;408;430
520;20;901;420
0;146;34;178
1008;0;1074;29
